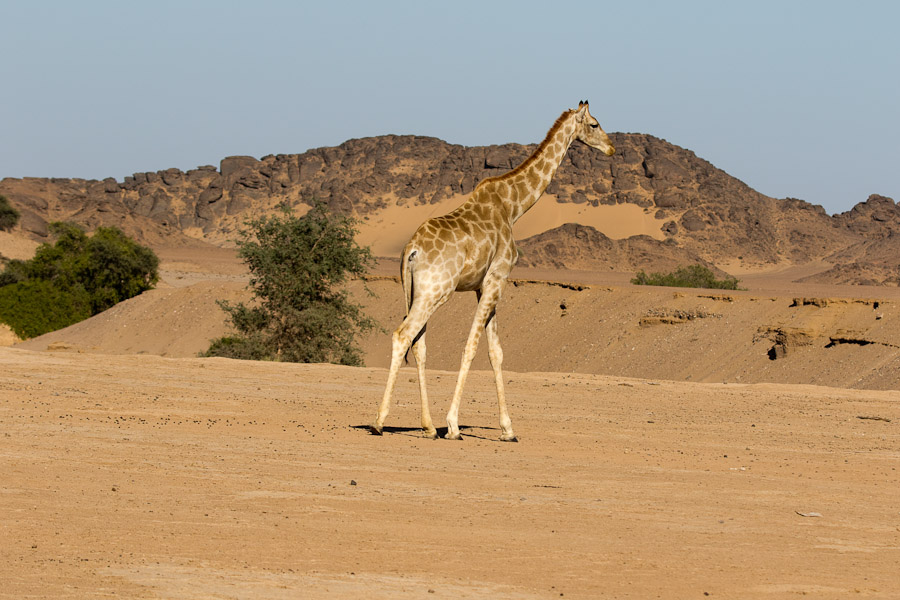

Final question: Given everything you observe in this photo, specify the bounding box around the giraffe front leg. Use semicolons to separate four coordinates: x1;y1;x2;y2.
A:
445;288;501;440
444;325;481;440
411;330;437;439
485;313;517;442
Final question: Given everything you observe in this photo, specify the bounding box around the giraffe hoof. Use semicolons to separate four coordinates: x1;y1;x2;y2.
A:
500;433;518;443
443;431;463;441
424;429;438;440
369;424;383;436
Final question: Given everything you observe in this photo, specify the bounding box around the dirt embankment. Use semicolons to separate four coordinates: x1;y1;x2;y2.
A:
18;260;900;390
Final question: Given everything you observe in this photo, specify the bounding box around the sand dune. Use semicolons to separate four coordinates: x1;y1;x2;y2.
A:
356;194;668;257
513;197;667;241
17;279;249;357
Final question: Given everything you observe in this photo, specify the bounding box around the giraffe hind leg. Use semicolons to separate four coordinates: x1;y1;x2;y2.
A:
372;290;448;435
371;317;421;434
412;329;437;439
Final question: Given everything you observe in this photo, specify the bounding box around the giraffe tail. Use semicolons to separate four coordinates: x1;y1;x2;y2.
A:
402;249;417;365
402;249;417;314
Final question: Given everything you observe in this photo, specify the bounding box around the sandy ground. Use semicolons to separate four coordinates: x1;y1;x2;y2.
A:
0;323;19;346
3;236;900;598
0;230;40;261
2;347;899;599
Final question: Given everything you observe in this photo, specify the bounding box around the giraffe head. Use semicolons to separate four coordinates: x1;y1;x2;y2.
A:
573;100;615;156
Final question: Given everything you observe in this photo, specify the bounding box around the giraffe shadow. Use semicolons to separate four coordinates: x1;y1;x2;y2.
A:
352;424;496;440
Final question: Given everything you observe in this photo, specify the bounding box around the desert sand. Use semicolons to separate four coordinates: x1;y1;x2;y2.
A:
2;345;898;599
0;231;39;261
1;238;900;599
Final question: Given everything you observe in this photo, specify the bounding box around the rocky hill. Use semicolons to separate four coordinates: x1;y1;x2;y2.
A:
516;223;719;274
1;132;897;283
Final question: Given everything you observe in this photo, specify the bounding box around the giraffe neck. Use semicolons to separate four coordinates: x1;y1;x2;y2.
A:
496;112;578;224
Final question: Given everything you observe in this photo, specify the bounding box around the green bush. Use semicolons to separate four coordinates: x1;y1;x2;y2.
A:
0;259;28;287
631;264;741;290
203;335;272;361
0;195;20;231
0;279;91;339
204;200;378;365
0;222;159;338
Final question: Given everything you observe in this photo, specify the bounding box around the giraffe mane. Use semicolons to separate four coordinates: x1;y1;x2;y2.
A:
475;108;575;190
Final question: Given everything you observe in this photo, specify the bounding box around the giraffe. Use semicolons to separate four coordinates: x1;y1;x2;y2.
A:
370;101;615;441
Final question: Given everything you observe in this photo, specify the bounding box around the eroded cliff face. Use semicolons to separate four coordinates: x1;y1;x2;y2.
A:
1;133;895;282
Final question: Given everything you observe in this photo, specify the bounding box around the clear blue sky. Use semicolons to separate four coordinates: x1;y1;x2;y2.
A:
2;1;898;214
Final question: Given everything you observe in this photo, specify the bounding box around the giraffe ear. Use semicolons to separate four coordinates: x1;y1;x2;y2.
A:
576;101;588;122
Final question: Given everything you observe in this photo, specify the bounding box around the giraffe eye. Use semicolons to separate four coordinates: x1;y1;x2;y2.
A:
589;123;599;129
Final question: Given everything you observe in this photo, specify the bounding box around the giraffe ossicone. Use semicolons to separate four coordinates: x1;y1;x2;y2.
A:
371;101;615;441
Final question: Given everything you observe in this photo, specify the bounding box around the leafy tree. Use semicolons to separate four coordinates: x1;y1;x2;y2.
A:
81;226;160;312
205;201;378;365
631;264;742;290
0;222;159;338
19;223;159;312
0;195;19;231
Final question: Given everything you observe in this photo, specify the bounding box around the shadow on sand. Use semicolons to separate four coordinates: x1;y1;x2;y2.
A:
351;424;500;441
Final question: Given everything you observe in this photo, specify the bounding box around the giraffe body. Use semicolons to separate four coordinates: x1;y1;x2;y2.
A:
371;102;615;441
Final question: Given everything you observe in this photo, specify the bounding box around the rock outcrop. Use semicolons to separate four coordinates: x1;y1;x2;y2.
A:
1;133;895;282
516;223;717;274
